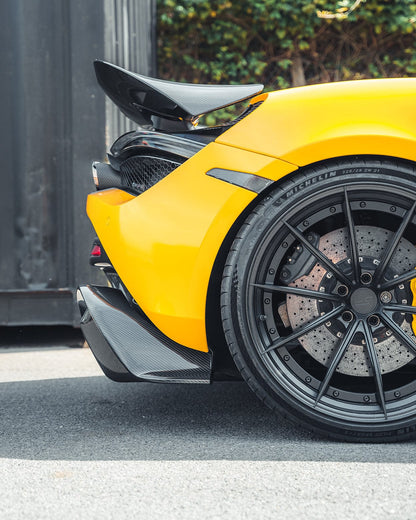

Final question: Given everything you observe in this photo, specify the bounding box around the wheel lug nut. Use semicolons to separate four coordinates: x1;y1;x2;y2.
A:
360;272;372;285
368;315;380;327
380;291;392;304
342;311;354;323
337;285;349;296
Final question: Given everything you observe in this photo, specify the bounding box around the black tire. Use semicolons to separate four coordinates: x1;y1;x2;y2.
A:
221;157;416;442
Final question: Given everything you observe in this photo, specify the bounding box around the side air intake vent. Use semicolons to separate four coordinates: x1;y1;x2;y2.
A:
119;155;183;194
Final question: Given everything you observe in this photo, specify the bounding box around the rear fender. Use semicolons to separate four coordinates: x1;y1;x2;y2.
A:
218;78;416;166
86;142;297;351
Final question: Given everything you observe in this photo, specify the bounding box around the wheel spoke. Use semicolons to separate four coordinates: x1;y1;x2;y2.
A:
262;304;345;354
374;201;416;285
344;188;360;284
361;319;387;419
380;269;416;290
283;221;352;287
251;283;340;301
314;319;360;405
383;304;416;315
380;311;416;356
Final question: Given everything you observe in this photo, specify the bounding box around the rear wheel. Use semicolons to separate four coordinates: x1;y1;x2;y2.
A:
221;158;416;441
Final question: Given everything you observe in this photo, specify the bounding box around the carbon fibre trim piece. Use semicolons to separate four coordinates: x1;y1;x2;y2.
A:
109;130;206;165
206;168;273;193
78;285;212;383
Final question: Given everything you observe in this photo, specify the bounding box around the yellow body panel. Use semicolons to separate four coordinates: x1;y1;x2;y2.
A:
88;78;416;351
217;78;416;165
87;143;297;351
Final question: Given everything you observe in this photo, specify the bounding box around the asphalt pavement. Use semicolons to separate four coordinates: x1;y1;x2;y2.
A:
1;346;416;519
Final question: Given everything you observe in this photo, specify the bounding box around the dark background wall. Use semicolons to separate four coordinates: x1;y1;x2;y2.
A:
0;0;156;326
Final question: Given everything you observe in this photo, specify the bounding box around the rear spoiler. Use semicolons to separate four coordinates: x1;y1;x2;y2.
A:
94;60;263;131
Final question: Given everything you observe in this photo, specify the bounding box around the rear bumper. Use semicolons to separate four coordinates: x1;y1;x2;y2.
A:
77;285;212;383
86;143;296;351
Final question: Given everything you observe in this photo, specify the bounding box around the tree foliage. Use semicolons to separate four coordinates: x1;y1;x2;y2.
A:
158;0;416;84
157;0;416;123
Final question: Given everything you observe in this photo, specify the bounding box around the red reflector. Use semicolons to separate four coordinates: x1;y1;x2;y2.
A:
91;244;101;257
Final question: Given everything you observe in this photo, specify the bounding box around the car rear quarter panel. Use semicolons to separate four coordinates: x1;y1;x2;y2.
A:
86;143;296;351
218;78;416;166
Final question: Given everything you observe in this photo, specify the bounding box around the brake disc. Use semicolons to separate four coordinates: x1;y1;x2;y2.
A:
286;226;416;376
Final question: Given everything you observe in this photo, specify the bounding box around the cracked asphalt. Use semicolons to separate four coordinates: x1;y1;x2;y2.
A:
1;346;416;519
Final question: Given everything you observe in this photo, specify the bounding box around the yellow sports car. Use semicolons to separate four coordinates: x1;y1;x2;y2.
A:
78;60;416;441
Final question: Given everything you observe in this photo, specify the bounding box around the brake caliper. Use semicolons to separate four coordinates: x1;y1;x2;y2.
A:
411;275;416;336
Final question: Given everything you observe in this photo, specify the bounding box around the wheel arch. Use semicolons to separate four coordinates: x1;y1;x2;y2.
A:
280;134;416;168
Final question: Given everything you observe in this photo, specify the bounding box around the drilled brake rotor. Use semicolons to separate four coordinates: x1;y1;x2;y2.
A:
286;226;416;376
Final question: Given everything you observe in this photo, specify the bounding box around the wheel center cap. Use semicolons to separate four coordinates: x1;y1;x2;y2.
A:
350;287;378;315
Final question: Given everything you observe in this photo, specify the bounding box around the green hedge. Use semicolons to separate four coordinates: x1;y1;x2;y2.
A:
157;0;416;123
158;0;416;84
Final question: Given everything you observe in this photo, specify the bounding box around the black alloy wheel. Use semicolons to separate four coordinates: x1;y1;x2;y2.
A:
221;158;416;441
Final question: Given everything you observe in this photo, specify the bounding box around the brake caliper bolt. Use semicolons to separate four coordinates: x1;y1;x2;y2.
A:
269;328;276;334
281;270;289;279
380;291;392;304
305;376;312;383
333;390;339;397
283;355;290;362
307;235;314;242
259;315;267;321
360;272;372;285
363;395;370;402
394;391;401;398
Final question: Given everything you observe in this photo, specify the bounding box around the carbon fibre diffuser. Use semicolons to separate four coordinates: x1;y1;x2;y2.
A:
77;285;212;383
